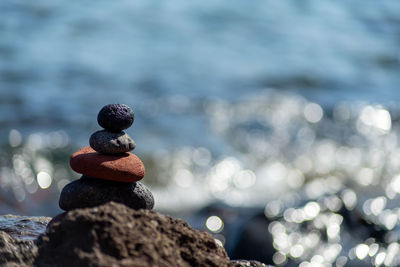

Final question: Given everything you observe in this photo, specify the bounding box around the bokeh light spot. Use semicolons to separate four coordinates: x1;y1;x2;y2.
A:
273;252;287;265
206;216;224;233
355;244;369;260
37;171;52;189
304;201;320;219
9;129;23;147
214;239;223;247
233;169;256;189
304;103;323;123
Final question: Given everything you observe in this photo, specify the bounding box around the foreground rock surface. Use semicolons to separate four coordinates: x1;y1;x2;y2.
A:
0;231;38;267
36;202;231;267
0;204;270;266
0;215;50;267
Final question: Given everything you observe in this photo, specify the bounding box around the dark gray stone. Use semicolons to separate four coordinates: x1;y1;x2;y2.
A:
89;130;136;154
97;104;134;131
59;176;154;211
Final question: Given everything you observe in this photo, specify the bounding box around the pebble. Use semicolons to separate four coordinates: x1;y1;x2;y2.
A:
89;130;136;154
70;146;145;183
59;176;154;211
97;104;134;132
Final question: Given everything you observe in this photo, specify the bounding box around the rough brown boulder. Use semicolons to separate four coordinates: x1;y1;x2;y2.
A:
35;202;231;267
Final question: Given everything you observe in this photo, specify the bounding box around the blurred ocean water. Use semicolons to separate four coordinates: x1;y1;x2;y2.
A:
1;1;400;265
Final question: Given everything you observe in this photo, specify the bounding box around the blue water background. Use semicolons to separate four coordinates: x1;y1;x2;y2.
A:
1;0;399;149
2;1;400;265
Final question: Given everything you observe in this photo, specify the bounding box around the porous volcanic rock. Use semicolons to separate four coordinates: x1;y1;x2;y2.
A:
35;202;231;267
97;104;134;132
70;146;145;182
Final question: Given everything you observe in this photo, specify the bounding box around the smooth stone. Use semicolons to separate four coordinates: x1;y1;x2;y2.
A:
59;176;154;211
97;104;134;132
89;130;136;154
70;146;145;183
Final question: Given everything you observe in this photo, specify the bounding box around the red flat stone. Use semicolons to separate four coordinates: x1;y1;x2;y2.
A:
70;146;145;183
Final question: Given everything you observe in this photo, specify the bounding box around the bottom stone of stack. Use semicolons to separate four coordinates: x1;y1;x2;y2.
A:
59;175;154;211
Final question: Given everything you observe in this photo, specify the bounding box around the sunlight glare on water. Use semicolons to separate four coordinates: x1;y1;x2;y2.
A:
37;171;52;189
206;216;224;233
1;1;400;263
304;103;323;123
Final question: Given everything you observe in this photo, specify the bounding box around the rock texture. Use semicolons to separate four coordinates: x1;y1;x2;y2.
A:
0;215;51;267
0;215;51;241
0;205;269;266
97;104;134;131
89;130;136;154
70;146;145;182
0;231;38;267
36;202;231;267
59;176;154;211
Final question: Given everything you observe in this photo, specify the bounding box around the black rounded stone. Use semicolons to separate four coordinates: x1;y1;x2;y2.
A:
97;104;134;131
89;130;136;154
59;176;154;211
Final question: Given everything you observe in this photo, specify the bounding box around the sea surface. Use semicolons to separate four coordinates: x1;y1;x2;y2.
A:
1;1;400;266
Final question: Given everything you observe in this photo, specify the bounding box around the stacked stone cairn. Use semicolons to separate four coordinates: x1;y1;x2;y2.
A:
58;104;154;212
